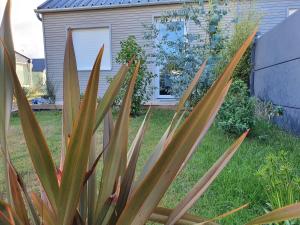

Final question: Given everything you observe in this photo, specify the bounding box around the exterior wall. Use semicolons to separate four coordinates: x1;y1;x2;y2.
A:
254;0;300;35
253;10;300;134
41;0;300;104
41;3;235;104
15;53;32;87
16;63;32;87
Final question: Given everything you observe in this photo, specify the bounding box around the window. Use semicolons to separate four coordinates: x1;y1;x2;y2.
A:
288;8;299;16
72;27;111;70
155;19;185;98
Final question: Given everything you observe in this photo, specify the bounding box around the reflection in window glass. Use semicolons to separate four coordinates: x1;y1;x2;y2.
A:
157;21;184;96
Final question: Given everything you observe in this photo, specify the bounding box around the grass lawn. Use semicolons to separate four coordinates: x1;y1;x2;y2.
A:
1;109;300;224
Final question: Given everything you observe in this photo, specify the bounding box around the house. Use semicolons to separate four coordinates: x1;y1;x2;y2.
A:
32;58;47;87
35;0;300;105
15;51;32;88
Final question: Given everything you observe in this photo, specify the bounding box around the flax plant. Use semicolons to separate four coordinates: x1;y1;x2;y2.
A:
0;1;300;225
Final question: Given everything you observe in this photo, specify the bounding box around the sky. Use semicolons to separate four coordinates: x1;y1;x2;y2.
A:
0;0;46;58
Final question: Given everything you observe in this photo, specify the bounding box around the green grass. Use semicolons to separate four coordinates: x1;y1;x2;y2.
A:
1;109;300;224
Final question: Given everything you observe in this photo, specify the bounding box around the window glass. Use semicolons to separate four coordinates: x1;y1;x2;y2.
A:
156;20;185;96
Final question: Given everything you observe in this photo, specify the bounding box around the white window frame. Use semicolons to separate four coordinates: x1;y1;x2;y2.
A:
152;15;187;99
287;8;299;17
66;25;112;71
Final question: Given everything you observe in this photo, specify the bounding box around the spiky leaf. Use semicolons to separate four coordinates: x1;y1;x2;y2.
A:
58;46;104;225
94;62;140;224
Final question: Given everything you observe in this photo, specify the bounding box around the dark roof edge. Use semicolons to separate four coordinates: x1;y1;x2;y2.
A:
37;0;54;10
15;51;31;60
35;0;184;14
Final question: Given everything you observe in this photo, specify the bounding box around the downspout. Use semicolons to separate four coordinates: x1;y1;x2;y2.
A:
29;59;33;87
35;12;42;22
35;10;50;94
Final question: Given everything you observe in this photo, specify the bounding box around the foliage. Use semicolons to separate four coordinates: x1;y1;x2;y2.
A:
22;87;31;98
114;36;155;116
257;151;300;224
32;74;46;95
21;77;47;100
214;12;259;85
45;78;56;104
144;1;259;107
233;47;252;84
144;0;229;106
215;12;259;136
254;98;284;122
0;1;299;224
217;79;255;135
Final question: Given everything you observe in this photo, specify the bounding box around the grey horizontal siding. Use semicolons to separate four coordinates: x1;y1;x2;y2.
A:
43;4;177;103
42;0;300;104
42;3;235;103
255;0;300;34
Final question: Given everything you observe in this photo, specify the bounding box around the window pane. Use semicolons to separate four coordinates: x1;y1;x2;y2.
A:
73;27;111;70
157;21;184;96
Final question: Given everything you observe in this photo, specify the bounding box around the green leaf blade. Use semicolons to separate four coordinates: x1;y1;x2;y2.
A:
116;30;256;225
0;36;60;213
0;0;15;204
247;203;300;225
8;164;30;225
166;131;249;225
94;65;129;133
58;46;104;225
62;29;81;154
94;62;140;224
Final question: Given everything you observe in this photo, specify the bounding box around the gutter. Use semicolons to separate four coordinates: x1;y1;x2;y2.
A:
33;11;49;85
34;0;184;14
35;11;42;21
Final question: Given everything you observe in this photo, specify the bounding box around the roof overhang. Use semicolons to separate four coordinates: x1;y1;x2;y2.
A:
35;0;184;14
15;51;31;61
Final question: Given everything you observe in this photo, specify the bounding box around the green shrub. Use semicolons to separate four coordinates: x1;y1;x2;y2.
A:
45;78;56;104
254;98;284;122
257;151;300;224
31;74;47;95
114;36;155;116
143;0;229;107
214;12;259;85
213;12;259;136
217;79;255;135
22;87;31;98
232;47;252;84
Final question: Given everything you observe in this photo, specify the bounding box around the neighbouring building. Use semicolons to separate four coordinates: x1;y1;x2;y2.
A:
35;0;300;106
32;58;47;87
15;51;32;88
